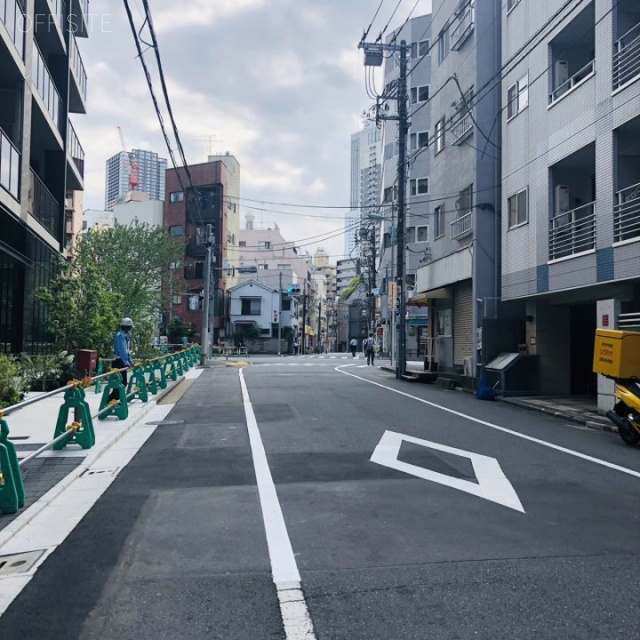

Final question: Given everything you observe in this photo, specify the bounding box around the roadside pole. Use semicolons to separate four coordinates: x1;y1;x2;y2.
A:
200;224;213;366
278;272;282;356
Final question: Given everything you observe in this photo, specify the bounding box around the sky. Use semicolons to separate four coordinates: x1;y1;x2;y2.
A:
75;0;432;263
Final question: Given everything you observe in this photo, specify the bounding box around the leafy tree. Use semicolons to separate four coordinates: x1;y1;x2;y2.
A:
39;222;184;357
0;353;26;409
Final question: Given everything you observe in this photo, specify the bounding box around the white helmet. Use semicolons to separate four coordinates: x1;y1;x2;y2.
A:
120;317;134;328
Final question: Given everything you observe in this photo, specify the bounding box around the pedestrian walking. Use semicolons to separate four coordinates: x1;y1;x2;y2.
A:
349;338;358;358
364;333;376;366
293;339;299;355
109;317;135;402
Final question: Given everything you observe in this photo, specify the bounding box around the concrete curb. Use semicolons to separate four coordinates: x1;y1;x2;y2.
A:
0;375;187;551
499;397;617;433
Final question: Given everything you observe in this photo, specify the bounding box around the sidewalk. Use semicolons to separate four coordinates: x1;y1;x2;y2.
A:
0;370;195;537
375;359;614;433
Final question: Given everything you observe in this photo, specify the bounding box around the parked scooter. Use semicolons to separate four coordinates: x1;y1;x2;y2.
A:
606;381;640;446
593;328;640;446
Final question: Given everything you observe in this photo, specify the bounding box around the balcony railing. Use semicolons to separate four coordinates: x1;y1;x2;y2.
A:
549;60;594;104
452;112;474;144
450;211;473;239
0;127;20;201
450;4;474;51
0;0;25;58
614;181;640;243
549;202;596;261
29;169;60;237
32;43;62;131
613;21;640;90
47;0;64;31
67;120;85;178
69;34;88;103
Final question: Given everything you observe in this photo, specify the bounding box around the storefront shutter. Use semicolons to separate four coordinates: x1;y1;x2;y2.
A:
453;280;473;366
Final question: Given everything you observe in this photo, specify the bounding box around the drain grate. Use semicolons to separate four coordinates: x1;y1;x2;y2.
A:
0;550;45;576
81;467;119;477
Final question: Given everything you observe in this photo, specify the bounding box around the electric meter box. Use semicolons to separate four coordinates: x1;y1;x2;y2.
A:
593;329;640;379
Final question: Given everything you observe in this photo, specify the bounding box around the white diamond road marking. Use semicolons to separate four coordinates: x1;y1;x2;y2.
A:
371;430;525;513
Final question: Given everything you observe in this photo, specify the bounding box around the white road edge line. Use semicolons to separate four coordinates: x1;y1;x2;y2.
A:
336;366;640;481
239;368;316;640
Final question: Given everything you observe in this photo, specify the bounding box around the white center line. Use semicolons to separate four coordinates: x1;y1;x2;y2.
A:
336;366;640;481
238;369;316;640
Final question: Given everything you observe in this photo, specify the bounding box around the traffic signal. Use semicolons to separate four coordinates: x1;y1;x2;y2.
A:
287;284;301;295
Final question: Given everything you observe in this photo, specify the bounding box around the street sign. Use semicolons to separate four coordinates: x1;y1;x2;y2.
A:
371;431;524;513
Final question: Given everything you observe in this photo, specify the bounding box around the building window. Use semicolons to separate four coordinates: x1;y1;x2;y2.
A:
418;39;430;57
239;240;246;247
508;188;528;228
409;130;429;150
438;29;449;64
258;241;271;249
169;191;184;203
434;118;445;155
406;227;416;243
410;85;430;104
169;225;183;236
241;297;261;315
417;225;429;242
434;205;445;239
410;178;429;196
507;73;529;120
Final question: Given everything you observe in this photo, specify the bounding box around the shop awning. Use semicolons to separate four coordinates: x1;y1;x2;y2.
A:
407;287;451;306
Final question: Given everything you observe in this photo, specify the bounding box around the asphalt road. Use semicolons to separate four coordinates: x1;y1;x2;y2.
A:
1;355;639;639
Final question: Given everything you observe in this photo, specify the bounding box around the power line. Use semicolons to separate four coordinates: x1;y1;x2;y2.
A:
139;0;206;226
361;0;387;43
375;0;405;42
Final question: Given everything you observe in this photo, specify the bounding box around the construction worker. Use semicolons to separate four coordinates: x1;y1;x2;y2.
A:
109;318;135;402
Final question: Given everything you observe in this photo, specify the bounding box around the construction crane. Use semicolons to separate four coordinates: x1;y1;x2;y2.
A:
117;126;141;191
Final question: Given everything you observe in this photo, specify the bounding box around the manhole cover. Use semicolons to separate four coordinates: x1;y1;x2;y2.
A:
81;467;119;477
0;550;45;576
145;419;185;425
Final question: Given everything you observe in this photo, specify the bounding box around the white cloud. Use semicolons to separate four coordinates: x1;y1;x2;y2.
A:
151;0;265;32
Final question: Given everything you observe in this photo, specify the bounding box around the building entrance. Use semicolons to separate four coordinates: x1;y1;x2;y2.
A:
570;302;597;396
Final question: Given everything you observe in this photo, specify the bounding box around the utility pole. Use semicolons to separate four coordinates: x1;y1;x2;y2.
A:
301;291;307;355
317;301;322;353
358;38;408;378
369;225;377;335
278;271;282;356
396;40;408;378
200;224;213;366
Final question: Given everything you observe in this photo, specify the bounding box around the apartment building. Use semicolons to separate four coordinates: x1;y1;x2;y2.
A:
105;148;167;210
501;0;640;404
413;0;502;375
164;155;241;345
0;0;89;354
379;13;433;359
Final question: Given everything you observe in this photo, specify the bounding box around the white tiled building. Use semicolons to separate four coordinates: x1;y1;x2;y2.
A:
501;0;640;403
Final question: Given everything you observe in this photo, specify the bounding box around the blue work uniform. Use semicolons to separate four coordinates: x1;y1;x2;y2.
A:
113;330;134;366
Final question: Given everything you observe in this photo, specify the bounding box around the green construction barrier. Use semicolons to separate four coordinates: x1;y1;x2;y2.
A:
94;359;105;394
144;362;158;395
154;359;168;389
175;354;184;376
98;371;128;420
126;365;149;404
0;417;25;513
53;386;95;450
167;357;178;381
